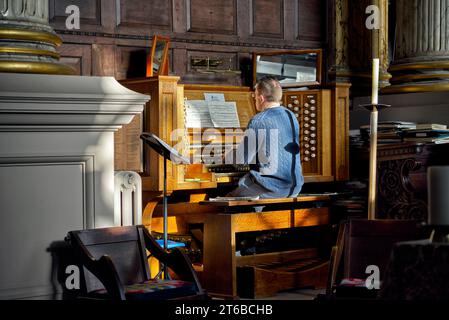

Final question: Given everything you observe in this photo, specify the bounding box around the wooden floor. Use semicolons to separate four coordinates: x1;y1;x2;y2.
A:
236;288;325;301
261;288;324;300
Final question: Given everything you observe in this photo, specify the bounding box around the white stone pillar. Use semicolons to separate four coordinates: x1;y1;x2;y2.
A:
0;73;150;299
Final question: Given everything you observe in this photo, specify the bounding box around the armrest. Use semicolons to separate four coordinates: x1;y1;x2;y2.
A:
140;226;204;293
67;233;126;300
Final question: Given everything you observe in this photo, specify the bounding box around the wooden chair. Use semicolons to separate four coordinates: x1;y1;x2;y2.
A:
325;219;426;299
66;225;208;300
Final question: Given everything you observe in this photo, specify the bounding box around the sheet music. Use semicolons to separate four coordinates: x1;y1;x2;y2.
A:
204;93;225;102
185;100;214;128
208;101;240;128
185;100;240;128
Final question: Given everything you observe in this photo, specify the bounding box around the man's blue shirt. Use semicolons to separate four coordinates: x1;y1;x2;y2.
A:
235;106;304;198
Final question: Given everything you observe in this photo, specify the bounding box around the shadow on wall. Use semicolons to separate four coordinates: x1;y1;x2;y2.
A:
126;50;148;79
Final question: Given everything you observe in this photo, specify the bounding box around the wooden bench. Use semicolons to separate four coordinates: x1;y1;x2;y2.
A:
199;194;334;207
145;194;334;298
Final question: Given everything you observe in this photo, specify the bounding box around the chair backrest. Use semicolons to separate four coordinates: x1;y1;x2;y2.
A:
343;219;424;281
114;171;142;226
69;226;150;291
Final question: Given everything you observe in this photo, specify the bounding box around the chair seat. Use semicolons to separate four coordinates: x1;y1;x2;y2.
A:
335;278;379;299
155;239;186;249
91;279;197;300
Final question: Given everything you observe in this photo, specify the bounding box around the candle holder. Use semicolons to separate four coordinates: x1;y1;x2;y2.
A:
360;103;391;220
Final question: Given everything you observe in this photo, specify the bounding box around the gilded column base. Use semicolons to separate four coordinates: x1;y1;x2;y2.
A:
335;70;391;96
0;28;75;75
328;66;352;84
0;61;75;75
386;60;449;93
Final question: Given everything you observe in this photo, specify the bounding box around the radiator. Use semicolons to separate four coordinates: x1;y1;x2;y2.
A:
114;171;142;226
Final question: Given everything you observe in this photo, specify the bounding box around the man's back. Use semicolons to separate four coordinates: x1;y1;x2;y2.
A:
239;106;303;198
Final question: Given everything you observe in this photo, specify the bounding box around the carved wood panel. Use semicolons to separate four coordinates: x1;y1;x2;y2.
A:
250;0;283;38
117;0;172;29
187;0;236;34
186;50;238;73
298;0;324;42
49;0;101;25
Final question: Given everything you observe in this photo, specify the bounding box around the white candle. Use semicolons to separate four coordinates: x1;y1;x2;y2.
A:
371;58;379;105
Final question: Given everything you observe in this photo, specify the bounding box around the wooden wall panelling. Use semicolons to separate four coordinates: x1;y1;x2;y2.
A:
50;0;328;87
283;0;298;41
331;83;351;181
116;45;149;80
237;0;251;38
250;0;284;38
116;0;172;32
57;43;92;76
49;0;116;33
187;0;237;34
173;0;187;33
172;48;188;77
114;45;149;172
92;44;116;76
298;0;325;42
114;113;143;172
49;0;101;25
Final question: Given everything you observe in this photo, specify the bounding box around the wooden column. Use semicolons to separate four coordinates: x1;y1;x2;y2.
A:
327;0;351;84
327;0;390;95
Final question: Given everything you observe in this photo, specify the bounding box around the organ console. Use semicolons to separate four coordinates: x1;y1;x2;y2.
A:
118;77;347;189
117;58;350;298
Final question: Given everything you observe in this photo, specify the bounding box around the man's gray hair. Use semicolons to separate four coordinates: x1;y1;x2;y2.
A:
255;76;283;102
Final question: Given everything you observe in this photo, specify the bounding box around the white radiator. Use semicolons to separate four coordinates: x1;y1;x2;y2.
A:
114;171;142;226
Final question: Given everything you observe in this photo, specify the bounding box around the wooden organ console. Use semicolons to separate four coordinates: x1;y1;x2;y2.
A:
118;75;350;298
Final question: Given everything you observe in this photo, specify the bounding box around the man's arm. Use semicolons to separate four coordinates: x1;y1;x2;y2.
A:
223;119;264;165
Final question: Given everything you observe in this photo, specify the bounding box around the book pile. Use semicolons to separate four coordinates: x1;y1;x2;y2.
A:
401;123;449;144
359;121;416;145
331;181;368;220
349;129;364;147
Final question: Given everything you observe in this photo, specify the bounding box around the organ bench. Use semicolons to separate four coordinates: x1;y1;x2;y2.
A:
146;194;333;298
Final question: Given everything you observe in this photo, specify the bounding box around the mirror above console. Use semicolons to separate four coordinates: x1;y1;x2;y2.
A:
252;49;322;88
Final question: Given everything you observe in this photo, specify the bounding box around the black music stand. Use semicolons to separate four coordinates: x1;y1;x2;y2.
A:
140;132;190;279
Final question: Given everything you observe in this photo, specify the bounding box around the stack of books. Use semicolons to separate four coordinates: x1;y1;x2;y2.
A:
401;123;449;144
359;121;416;145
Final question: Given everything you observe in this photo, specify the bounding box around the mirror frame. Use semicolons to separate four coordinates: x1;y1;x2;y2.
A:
252;49;322;88
146;35;170;77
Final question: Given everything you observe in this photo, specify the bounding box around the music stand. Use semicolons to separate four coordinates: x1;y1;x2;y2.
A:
140;132;190;279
